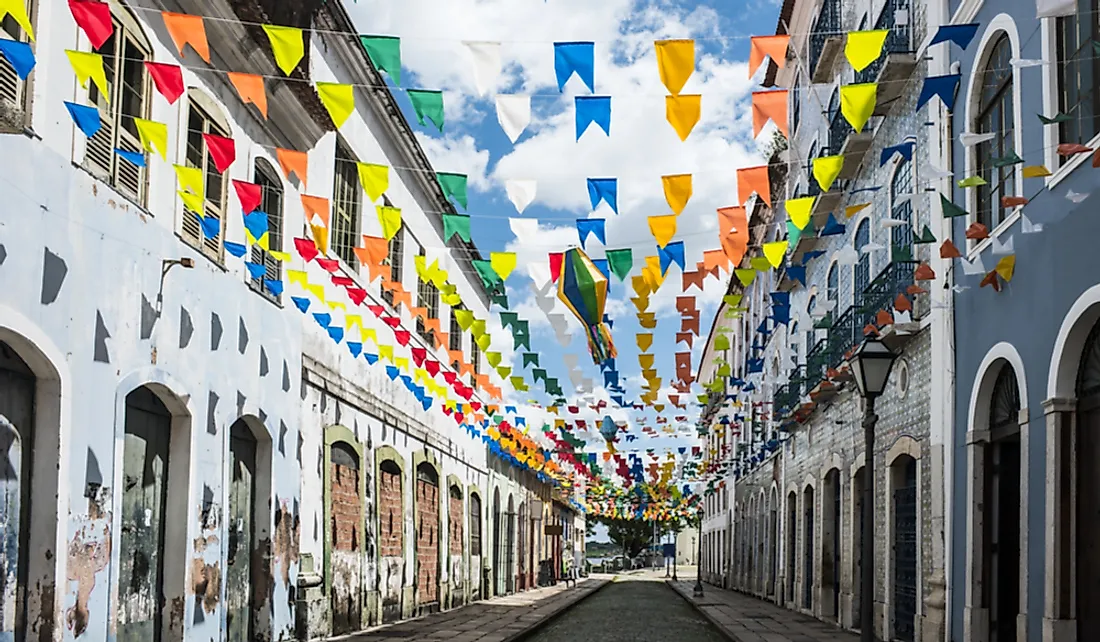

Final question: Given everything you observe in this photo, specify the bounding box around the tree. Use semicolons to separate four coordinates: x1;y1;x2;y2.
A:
598;518;655;562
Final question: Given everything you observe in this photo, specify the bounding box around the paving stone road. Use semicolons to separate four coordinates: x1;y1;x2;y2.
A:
524;574;728;642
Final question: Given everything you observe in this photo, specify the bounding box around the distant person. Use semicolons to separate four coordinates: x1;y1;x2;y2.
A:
563;554;576;587
574;548;584;580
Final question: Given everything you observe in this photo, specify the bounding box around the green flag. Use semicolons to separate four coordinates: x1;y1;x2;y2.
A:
499;312;519;329
473;259;502;289
407;89;444;131
914;225;937;244
522;353;540;368
605;248;634;281
437;172;468;210
940;193;968;218
787;220;802;246
443;213;471;242
359;35;401;85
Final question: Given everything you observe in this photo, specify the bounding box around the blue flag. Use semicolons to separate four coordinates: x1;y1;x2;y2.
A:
0;38;35;80
587;177;618;212
554;42;595;92
576;218;606;247
575;96;611;139
917;74;961;111
64;102;101;138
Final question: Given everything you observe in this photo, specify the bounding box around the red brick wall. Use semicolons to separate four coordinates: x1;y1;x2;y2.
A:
331;462;361;551
379;468;403;557
416;479;439;603
449;494;464;555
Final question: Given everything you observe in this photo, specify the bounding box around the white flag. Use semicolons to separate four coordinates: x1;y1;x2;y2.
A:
991;234;1014;255
463;41;502;96
509;218;539;243
959;131;996;146
496;94;531;143
1021;214;1044;234
961;255;986;276
505;179;538;214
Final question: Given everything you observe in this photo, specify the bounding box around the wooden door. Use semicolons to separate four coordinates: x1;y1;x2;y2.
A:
415;465;439;606
118;387;171;642
0;341;35;640
226;422;256;642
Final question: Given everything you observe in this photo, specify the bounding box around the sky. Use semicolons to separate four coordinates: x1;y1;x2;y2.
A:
346;0;782;461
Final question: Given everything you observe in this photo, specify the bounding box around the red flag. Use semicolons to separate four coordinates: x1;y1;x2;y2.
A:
144;62;184;104
233;180;262;214
346;287;367;305
293;237;318;262
69;0;113;50
203;133;236;173
425;360;440;377
394;330;411;346
411;347;427;367
549;252;564;282
315;258;339;273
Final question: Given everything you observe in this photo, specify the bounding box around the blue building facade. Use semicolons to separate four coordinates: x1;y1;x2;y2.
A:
946;0;1100;641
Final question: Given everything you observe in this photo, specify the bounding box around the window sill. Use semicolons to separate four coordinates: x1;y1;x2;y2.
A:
965;209;1021;261
74;162;152;216
175;232;227;273
1047;129;1100;190
248;280;283;308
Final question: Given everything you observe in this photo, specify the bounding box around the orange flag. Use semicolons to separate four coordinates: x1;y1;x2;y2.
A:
736;166;770;206
162;12;210;63
361;235;388;265
228;72;267;118
717;206;749;267
751;90;788;138
277;148;308;187
702;249;729;272
749;35;789;78
301;195;330;229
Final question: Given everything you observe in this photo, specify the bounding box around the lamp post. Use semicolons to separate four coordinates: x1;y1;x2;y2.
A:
850;337;899;642
673;527;679;581
693;511;705;597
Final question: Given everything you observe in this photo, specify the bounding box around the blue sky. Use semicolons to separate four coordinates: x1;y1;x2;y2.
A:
347;0;781;458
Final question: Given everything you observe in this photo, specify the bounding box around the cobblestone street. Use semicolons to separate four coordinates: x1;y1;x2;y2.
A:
525;573;727;642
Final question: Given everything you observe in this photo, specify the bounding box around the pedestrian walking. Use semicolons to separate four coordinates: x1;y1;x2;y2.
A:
563;553;576;587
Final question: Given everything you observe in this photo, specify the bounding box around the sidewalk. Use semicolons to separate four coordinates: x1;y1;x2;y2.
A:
339;577;609;642
669;581;859;642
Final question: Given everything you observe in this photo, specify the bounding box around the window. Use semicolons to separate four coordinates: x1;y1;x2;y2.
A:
974;33;1016;230
449;306;463;351
0;0;32;123
382;227;404;307
471;340;481;378
806;295;817;350
790;75;801;137
826;263;838;304
854;219;871;300
1056;1;1100;157
469;493;482;556
250;159;284;300
891;158;914;260
84;7;150;205
416;245;439;342
332;139;361;267
180;96;229;262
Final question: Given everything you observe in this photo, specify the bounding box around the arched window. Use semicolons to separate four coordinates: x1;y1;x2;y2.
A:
806;295;818;351
84;4;152;205
974;33;1016;231
990;365;1021;438
251;159;284;300
854;219;871;299
332;137;362;267
807;140;818;192
826;263;839;304
790;73;801;136
469;493;482;556
181;89;231;262
891;159;913;260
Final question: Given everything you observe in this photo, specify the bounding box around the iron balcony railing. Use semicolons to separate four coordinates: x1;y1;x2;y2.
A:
809;0;842;76
829;106;854;154
825;304;860;368
857;260;919;325
804;339;830;392
855;0;913;84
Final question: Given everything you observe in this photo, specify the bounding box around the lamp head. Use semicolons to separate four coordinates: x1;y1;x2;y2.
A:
850;337;898;399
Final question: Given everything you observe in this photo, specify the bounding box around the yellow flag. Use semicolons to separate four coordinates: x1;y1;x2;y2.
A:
845;30;889;73
286;269;308;286
654;39;695;95
662;174;692;215
845;202;871;218
247;231;270;251
648;214;678;248
638;354;655;369
358;163;389;202
995;255;1016;282
785;196;814;229
471;319;486;337
476;334;492;351
311;223;328;255
395;356;410;372
134;119;168;161
305;283;325;302
735;268;755;286
763;240;788;268
750;256;771;272
813;154;844;192
631;275;651;298
630;296;649;313
665;94;701;141
66;51;109;102
454;309;474;331
173;165;204;197
1;0;34;40
263;25;305;75
840;83;877;133
316;82;354;128
1022;165;1051;178
379;344;394;362
179;190;204;214
486;351;502;368
269;251;290;262
327;301;346;312
636;333;654;352
490;252;517;281
645;255;666;288
377;205;402;241
345;314;363;331
360;327;378;344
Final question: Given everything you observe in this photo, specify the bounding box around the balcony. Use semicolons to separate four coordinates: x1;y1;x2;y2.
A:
807;150;847;227
857;260;922;349
810;0;844;83
804;340;830;393
857;0;917;116
830;105;874;181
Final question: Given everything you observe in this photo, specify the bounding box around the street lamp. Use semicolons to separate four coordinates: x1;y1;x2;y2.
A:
694;511;705;598
850;337;898;642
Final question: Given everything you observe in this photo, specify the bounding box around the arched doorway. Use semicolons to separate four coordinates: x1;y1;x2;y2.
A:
1076;321;1100;639
415;462;440;610
329;440;362;633
984;364;1022;642
517;502;527;590
851;466;866;628
118;386;173;642
378;458;404;624
505;495;515;594
226;420;258;641
769;489;779;600
468;492;482;600
891;456;918;642
448;484;464;606
786;491;797;604
803;485;815;610
492;490;502;596
822;469;841;620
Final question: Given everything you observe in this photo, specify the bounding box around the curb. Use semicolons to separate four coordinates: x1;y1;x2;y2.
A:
666;580;739;642
505;579;612;642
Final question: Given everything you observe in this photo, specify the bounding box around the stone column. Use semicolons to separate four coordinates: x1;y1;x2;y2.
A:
1043;397;1077;642
963;430;989;642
